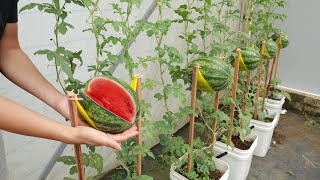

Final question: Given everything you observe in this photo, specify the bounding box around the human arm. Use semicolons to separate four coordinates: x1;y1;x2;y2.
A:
0;96;138;150
0;23;69;118
0;24;138;150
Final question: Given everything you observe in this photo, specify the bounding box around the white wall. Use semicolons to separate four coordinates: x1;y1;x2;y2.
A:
276;0;320;95
1;0;241;179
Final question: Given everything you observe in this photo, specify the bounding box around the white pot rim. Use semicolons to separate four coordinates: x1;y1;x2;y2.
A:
170;156;229;180
214;133;258;160
250;112;279;131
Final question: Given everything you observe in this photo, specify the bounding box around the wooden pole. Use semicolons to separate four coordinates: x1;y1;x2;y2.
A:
262;60;270;110
187;64;199;173
227;48;241;144
273;47;281;80
253;41;266;120
266;56;277;101
242;71;251;112
210;91;220;145
67;93;85;180
136;76;142;176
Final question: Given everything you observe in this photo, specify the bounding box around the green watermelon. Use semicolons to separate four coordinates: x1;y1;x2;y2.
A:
258;39;278;60
230;47;260;71
187;57;232;92
271;31;289;49
79;76;139;133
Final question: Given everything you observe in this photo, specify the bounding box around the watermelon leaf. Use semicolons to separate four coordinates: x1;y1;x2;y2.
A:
56;156;76;165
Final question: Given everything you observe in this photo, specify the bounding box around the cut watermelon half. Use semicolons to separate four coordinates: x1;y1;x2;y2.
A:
84;77;136;122
79;76;139;133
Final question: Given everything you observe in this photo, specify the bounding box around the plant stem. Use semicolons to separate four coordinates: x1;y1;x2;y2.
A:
53;0;67;94
89;0;101;76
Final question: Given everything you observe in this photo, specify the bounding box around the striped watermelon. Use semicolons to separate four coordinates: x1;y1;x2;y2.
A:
230;47;260;71
187;57;232;92
271;31;289;49
79;76;139;133
258;39;278;60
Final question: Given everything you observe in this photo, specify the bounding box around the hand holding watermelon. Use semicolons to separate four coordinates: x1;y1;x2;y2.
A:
70;125;138;151
54;93;139;151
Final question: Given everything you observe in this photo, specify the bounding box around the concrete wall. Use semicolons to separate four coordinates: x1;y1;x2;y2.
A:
275;0;320;95
0;0;240;179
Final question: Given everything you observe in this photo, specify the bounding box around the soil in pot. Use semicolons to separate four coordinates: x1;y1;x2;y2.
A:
177;162;223;180
257;116;274;123
231;136;253;150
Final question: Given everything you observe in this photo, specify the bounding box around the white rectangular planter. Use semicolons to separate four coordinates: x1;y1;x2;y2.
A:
264;97;285;115
170;157;229;180
213;133;258;180
250;112;279;157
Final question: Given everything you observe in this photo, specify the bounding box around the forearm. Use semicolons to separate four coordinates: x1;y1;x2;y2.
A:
0;48;68;118
0;96;75;144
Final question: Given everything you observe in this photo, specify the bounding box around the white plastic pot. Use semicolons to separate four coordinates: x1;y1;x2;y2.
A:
250;112;279;157
213;133;258;180
170;156;230;180
264;97;285;115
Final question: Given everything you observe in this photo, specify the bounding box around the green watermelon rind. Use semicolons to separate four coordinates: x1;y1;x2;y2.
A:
265;39;278;59
187;57;232;91
229;47;260;71
79;76;140;134
271;31;289;49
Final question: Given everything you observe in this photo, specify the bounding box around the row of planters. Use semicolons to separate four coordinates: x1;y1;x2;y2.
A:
21;0;291;179
170;32;289;179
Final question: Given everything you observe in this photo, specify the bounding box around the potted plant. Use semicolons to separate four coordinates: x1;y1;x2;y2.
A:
170;61;230;180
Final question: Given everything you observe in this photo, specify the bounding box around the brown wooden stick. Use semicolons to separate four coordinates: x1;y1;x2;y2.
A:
136;76;142;176
253;41;266;119
242;71;251;112
187;64;199;173
210;91;220;145
227;48;241;144
67;93;85;180
262;60;270;110
266;57;277;101
273;47;281;80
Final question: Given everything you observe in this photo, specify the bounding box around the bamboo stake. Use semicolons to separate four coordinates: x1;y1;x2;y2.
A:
67;93;85;180
187;64;199;173
136;76;142;176
262;60;270;110
253;41;266;120
273;47;281;80
227;48;241;145
266;56;277;101
242;71;251;112
210;91;220;145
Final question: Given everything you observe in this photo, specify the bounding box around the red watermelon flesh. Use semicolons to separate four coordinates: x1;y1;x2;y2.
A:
84;78;135;123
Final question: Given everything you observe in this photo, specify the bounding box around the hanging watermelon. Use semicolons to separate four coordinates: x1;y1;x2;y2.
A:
229;47;260;71
186;57;232;92
271;31;289;49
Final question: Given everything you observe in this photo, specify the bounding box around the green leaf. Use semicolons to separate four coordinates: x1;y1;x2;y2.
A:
20;3;38;13
135;175;154;180
53;0;60;10
89;153;103;173
34;49;52;55
112;22;120;32
56;156;76;165
69;166;77;175
146;30;154;37
54;53;73;78
63;177;76;180
71;0;85;7
83;0;92;7
154;93;163;100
